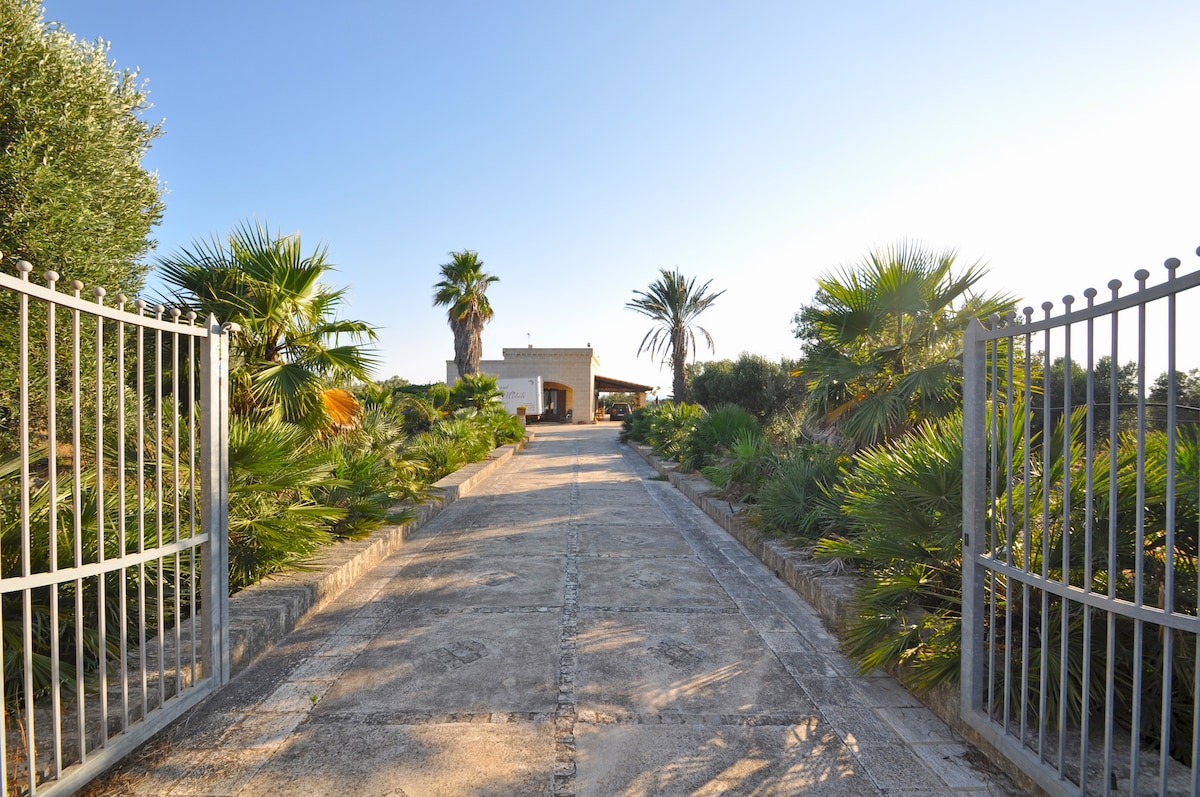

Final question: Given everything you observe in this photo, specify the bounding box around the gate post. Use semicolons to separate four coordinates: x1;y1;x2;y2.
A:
960;318;987;719
200;314;232;686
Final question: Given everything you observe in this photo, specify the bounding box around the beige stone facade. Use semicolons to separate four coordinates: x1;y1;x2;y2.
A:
447;347;601;423
446;347;654;423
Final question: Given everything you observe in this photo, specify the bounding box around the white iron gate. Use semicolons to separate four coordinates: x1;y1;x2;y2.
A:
962;254;1200;796
0;261;233;796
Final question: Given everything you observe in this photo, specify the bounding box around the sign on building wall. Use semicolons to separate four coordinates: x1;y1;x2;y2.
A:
497;376;544;415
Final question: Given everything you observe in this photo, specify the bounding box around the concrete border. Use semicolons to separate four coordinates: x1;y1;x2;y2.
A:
629;442;1049;797
225;436;531;677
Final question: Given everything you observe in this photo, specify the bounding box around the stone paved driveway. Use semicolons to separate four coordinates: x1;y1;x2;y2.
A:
88;424;1020;796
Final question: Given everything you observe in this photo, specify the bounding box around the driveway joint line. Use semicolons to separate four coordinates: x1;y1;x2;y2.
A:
552;445;582;797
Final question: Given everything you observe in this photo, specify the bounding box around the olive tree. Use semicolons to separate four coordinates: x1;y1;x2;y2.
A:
0;0;163;285
0;0;164;456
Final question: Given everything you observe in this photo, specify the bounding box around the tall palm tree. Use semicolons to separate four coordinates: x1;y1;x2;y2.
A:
626;268;725;402
157;220;379;428
793;241;1016;447
433;250;499;378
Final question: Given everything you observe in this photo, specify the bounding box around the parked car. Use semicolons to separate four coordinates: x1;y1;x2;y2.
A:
608;402;632;421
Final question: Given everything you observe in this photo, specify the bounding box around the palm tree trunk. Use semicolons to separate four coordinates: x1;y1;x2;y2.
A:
672;326;688;402
452;319;473;377
464;315;483;375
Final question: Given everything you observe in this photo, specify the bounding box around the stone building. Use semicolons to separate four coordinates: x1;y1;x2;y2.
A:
446;346;652;422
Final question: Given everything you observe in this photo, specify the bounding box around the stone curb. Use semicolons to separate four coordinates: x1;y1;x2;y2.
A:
629;442;1047;797
225;436;531;677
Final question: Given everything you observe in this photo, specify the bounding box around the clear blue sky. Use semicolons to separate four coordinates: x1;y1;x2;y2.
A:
39;1;1200;391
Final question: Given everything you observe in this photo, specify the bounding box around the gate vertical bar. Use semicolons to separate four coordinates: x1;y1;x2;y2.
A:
1039;302;1053;764
135;300;148;719
1131;269;1150;794
18;261;35;794
961;318;987;717
1002;314;1017;736
170;309;182;694
1103;279;1121;796
93;287;108;749
217;320;231;683
46;271;63;780
186;313;198;686
153;306;165;706
1059;295;1074;778
1021;308;1034;748
1079;286;1098;796
114;293;128;733
987;319;1000;719
70;279;85;764
199;314;231;686
1160;259;1180;794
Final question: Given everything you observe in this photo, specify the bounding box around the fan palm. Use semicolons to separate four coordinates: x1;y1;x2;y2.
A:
793;241;1016;447
433;250;499;378
225;418;345;590
626;268;725;402
815;412;971;690
450;372;503;411
157;220;378;428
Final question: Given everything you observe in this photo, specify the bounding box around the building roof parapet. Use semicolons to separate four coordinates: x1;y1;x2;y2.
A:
501;347;599;365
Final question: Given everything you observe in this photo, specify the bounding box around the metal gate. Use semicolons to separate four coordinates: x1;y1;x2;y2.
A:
962;254;1200;796
0;261;233;796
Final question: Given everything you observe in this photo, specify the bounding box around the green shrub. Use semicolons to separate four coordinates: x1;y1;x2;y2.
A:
679;403;760;472
815;413;967;692
401;434;466;485
311;408;409;539
396;409;519;485
226;419;344;591
688;354;806;422
440;415;497;460
700;428;778;503
394;394;441;435
475;405;527;446
643;402;703;461
752;443;846;537
620;405;655;443
761;409;806;447
450;373;502;411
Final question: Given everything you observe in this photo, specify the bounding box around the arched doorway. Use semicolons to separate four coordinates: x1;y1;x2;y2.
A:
541;381;573;422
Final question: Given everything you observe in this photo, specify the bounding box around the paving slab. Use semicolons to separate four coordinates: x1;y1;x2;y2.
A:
374;552;568;608
418;522;573;556
577;524;694;557
574;502;672;527
86;424;1022;797
578;556;733;608
575;610;816;717
574;721;876;797
453;500;576;526
314;611;562;715
240;721;556;797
